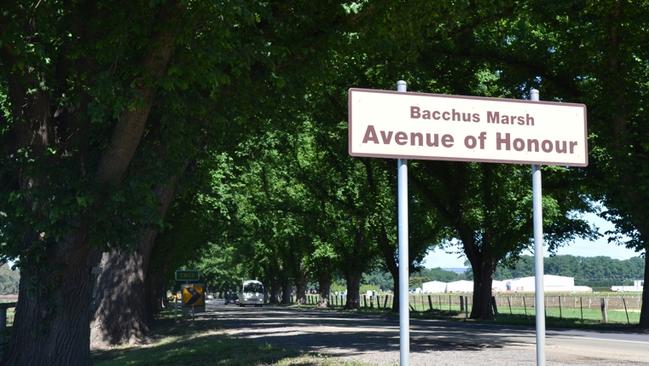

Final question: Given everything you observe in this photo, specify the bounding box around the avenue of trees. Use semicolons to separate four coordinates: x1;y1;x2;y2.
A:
1;1;649;365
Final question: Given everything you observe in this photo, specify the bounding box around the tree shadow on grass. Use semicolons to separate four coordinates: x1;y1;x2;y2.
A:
92;332;302;366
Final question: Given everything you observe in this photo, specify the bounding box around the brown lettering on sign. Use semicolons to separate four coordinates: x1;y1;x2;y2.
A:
487;111;535;126
496;132;577;154
395;132;408;145
361;124;455;148
363;125;379;143
410;106;421;119
410;105;479;123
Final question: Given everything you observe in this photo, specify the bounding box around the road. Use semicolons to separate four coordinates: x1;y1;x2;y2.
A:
204;300;649;365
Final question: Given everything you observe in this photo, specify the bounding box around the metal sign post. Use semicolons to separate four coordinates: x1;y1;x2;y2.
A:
348;85;586;366
530;89;546;366
396;80;409;366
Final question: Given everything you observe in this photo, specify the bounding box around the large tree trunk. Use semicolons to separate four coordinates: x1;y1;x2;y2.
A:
317;272;331;307
4;237;94;366
281;276;291;304
390;267;400;313
344;270;362;309
145;265;167;322
268;278;281;304
376;224;400;313
461;227;496;321
640;247;649;328
91;177;179;347
2;2;178;362
90;247;149;347
295;271;307;305
468;256;495;320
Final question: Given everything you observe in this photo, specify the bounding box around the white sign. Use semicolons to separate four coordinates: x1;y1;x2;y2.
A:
348;88;588;166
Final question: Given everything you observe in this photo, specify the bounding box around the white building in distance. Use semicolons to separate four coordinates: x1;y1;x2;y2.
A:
611;280;644;292
421;280;447;293
504;275;592;293
445;280;474;293
420;275;592;294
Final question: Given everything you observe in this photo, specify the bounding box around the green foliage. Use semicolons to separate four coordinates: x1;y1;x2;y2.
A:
0;263;19;295
412;267;467;285
5;0;649;349
361;268;393;291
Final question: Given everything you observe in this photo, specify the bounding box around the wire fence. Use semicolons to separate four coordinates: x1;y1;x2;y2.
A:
298;293;643;325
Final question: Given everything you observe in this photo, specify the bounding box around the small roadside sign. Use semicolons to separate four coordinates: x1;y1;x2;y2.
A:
175;269;200;282
181;283;205;313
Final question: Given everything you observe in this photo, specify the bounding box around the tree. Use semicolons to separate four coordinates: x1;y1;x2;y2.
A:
0;0;350;362
513;0;649;327
0;1;183;363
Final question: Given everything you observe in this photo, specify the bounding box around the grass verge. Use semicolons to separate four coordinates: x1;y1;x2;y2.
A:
92;315;366;366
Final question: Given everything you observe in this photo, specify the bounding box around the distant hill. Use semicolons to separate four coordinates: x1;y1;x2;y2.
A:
410;267;469;287
442;267;469;274
363;255;643;290
0;263;19;295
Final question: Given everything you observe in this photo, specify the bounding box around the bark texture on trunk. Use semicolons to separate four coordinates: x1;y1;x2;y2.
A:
640;249;649;328
390;267;400;313
377;224;400;313
281;277;291;304
145;267;167;322
469;260;495;320
90;247;149;347
91;178;179;347
268;278;280;304
2;2;179;363
4;237;93;366
295;271;307;305
461;227;496;321
345;271;362;309
317;273;331;307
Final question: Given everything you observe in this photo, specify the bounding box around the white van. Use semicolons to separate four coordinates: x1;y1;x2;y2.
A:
239;280;264;307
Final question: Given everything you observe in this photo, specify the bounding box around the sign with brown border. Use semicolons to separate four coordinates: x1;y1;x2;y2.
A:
348;88;588;166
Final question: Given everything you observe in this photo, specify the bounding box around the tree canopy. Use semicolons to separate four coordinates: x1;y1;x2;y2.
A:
3;1;649;364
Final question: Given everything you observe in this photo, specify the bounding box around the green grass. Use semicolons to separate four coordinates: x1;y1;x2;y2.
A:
496;305;640;324
92;316;367;366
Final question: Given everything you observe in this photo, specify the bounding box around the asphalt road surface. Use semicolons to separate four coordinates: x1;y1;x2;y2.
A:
204;300;649;365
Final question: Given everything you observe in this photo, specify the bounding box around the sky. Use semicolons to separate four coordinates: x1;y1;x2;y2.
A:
422;212;644;269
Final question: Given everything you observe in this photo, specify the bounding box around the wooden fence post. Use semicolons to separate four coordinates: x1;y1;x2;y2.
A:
428;295;433;311
0;307;6;347
579;297;583;321
600;298;608;324
523;296;527;316
464;296;469;318
460;296;465;312
559;296;563;319
622;297;630;325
